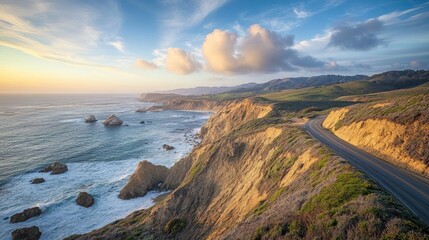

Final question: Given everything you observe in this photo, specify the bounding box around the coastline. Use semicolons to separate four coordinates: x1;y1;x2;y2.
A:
0;97;213;240
68;96;429;240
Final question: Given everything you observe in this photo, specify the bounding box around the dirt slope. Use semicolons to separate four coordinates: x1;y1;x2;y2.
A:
324;94;429;177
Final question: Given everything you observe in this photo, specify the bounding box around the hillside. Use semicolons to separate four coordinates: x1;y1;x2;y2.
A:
231;74;368;93
157;83;258;96
323;94;429;177
262;70;429;101
67;98;428;240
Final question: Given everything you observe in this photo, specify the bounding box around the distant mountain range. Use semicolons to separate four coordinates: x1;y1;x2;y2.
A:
156;74;369;96
157;82;259;96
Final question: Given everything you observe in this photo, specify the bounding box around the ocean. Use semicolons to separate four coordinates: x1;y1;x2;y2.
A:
0;94;212;239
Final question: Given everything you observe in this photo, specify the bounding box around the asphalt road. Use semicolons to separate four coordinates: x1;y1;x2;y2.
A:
305;116;429;226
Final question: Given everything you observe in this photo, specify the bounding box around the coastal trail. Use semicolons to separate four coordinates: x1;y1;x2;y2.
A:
305;116;429;226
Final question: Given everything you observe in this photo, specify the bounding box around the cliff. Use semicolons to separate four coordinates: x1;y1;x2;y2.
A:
147;99;224;112
68;97;428;240
323;94;429;177
119;161;169;200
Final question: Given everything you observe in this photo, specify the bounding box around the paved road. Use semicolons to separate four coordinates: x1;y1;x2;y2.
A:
305;116;429;226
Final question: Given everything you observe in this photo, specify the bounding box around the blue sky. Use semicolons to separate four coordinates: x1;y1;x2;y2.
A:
0;0;428;93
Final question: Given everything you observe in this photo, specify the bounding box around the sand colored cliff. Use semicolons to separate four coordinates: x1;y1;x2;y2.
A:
324;94;429;177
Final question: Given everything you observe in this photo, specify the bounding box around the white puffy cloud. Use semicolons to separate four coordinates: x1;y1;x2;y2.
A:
135;58;158;70
202;24;324;74
166;48;201;75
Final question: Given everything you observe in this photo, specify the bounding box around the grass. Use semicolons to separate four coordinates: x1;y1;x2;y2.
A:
302;172;375;213
261;72;429;101
164;218;187;237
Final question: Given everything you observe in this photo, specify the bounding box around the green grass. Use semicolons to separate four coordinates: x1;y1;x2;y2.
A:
302;172;375;213
164;219;187;237
261;78;429;102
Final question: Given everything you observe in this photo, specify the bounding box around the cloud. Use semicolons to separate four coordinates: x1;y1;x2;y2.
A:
329;19;386;51
160;0;229;47
166;48;201;75
202;24;324;74
324;60;348;71
0;0;122;67
293;8;309;18
135;58;158;70
109;40;125;53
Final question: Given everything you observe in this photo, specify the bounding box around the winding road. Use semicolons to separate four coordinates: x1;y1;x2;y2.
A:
305;116;429;226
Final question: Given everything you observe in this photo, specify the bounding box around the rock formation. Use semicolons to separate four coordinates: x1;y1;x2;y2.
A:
119;161;169;200
162;144;174;150
10;207;42;223
40;162;68;175
103;114;123;126
136;108;147;113
30;178;45;184
11;226;42;240
76;192;95;208
85;115;97;123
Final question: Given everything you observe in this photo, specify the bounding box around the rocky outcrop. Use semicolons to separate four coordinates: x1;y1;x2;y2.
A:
85;115;97;123
40;162;68;175
12;226;41;240
103;115;123;126
323;94;429;177
162;144;174;150
31;178;45;184
10;207;42;223
76;192;95;208
119;161;169;200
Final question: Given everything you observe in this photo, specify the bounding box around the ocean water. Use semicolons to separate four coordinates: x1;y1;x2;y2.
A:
0;94;212;239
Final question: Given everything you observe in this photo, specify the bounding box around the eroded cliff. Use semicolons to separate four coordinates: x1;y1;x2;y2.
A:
323;94;429;177
68;97;428;240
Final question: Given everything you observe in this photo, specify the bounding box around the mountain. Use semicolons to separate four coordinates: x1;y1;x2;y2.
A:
154;74;368;96
262;70;429;101
158;82;258;95
230;74;369;93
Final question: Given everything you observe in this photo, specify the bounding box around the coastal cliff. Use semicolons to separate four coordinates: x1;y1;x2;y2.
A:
68;97;428;239
323;94;429;177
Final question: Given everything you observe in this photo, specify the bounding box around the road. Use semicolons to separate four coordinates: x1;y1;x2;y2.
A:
305;116;429;226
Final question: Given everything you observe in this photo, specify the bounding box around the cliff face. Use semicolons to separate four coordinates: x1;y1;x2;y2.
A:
323;94;429;177
68;97;428;240
147;99;225;112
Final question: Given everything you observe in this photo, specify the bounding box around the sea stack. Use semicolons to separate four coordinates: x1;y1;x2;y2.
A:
85;115;97;123
11;226;42;240
103;114;123;126
163;144;175;150
30;178;45;184
76;192;95;208
10;207;42;223
119;161;169;200
40;162;68;175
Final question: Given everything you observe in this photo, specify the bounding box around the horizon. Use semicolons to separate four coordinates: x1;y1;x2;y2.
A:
1;0;429;93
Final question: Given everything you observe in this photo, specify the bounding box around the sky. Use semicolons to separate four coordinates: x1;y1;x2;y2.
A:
0;0;428;93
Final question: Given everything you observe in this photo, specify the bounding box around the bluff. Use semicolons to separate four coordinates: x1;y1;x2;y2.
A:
68;97;428;240
323;94;429;177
